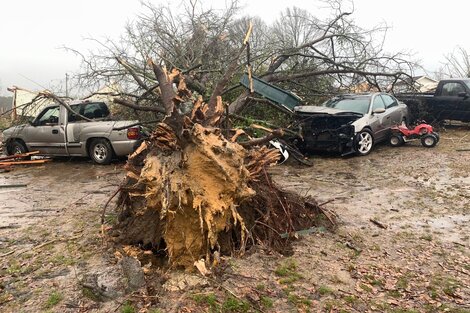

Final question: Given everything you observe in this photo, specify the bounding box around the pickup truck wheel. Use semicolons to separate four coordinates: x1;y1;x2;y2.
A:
10;141;28;155
355;130;374;155
89;139;113;165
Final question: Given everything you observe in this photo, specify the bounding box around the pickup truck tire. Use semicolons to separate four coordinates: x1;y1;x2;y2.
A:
355;129;374;156
10;140;28;155
89;139;113;165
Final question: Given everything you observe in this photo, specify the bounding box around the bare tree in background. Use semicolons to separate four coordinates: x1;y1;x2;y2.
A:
69;0;415;116
439;46;470;78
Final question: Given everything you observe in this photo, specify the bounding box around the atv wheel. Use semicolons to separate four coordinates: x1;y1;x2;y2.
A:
390;134;405;147
421;134;438;148
355;129;374;155
431;132;440;143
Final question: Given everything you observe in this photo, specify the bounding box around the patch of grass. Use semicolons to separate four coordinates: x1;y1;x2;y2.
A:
6;262;22;275
388;290;402;298
359;283;372;293
344;295;359;305
274;259;303;284
396;276;409;290
45;291;63;308
439;276;461;297
121;302;135;313
192;293;218;311
260;296;274;308
317;285;334;296
287;293;311;307
419;234;433;241
390;309;419;313
255;283;265;291
82;287;101;302
51;254;76;266
221;296;250;312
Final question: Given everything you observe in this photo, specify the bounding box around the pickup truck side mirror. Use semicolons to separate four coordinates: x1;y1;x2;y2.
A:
372;108;386;114
458;91;468;98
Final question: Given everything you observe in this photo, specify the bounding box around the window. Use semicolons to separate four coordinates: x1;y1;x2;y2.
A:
381;95;398;109
441;82;465;96
68;102;110;122
37;106;59;125
324;96;370;114
371;95;385;112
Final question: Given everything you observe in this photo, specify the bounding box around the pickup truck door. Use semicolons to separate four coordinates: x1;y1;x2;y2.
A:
430;81;470;121
26;106;66;155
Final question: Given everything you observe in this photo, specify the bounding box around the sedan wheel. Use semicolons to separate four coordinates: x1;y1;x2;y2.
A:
355;130;374;155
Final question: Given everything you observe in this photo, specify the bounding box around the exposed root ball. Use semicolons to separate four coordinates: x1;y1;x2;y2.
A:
112;123;331;270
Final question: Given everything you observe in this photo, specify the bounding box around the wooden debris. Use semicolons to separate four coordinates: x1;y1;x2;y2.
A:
0;184;27;189
0;151;40;161
0;159;51;166
369;218;388;229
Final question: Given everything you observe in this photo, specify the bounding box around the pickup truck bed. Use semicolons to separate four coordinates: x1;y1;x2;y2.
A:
395;79;470;123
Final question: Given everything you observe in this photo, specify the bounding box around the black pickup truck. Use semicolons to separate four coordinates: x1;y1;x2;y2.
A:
395;79;470;123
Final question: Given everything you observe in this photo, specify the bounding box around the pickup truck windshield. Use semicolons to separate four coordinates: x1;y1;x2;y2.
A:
323;97;370;115
68;102;110;122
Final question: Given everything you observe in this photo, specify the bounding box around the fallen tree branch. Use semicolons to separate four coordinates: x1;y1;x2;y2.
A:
114;98;166;114
369;218;388;229
229;113;298;137
238;129;284;147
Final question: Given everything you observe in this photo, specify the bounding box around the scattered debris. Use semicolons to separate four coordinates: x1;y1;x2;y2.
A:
0;151;51;170
369;218;388;229
0;184;27;188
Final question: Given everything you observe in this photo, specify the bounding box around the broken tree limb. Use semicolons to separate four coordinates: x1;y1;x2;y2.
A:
40;92;93;122
113;98;166;114
0;184;27;189
205;23;253;125
229;113;299;137
369;218;388;229
148;59;176;115
116;56;151;92
238;129;284;147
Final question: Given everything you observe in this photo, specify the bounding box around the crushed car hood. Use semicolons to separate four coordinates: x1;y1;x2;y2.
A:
293;105;363;117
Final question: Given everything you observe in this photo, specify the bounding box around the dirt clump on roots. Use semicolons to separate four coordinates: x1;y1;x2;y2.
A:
110;121;332;270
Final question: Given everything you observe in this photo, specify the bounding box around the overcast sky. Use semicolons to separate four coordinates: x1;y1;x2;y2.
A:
0;0;468;96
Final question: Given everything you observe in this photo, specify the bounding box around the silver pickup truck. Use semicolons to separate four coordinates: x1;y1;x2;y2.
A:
2;101;143;164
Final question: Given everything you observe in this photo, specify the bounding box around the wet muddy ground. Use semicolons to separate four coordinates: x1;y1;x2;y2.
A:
0;127;469;312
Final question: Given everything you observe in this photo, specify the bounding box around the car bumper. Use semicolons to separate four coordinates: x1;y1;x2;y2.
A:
111;139;143;157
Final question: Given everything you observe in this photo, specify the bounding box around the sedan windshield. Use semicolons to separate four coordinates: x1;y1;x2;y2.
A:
323;96;370;115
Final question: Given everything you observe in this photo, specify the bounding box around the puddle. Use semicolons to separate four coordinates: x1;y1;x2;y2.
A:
0;160;123;228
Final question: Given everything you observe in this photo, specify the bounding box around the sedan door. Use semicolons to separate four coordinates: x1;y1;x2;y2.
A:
381;95;404;125
368;94;389;141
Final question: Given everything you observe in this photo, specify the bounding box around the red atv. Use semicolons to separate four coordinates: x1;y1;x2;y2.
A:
390;122;439;148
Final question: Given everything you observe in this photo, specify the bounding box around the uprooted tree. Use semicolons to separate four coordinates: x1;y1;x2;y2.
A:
107;59;333;270
68;0;417;269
